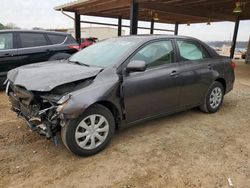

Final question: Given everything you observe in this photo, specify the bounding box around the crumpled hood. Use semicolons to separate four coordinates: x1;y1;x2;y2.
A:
7;60;102;91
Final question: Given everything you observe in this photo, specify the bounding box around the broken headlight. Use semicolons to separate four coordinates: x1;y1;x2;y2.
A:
57;94;71;105
57;94;71;113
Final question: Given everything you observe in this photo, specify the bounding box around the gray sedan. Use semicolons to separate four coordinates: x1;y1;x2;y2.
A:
6;35;235;156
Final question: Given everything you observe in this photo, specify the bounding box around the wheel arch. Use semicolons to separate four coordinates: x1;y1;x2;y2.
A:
215;77;226;92
91;100;122;128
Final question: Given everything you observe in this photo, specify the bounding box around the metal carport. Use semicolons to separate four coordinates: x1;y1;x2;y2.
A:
55;0;250;58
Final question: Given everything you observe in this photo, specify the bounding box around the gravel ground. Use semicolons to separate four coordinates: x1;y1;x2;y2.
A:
0;61;250;188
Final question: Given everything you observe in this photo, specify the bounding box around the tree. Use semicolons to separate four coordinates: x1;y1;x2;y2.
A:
4;23;20;29
0;23;4;30
0;23;20;30
32;27;44;30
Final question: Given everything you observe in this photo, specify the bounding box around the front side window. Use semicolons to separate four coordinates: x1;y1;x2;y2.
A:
130;40;174;68
0;33;13;50
177;40;207;61
20;33;47;48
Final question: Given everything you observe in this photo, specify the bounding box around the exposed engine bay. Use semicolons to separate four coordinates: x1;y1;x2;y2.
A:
6;79;93;142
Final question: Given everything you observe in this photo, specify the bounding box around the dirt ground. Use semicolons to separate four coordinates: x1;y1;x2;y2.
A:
0;61;250;188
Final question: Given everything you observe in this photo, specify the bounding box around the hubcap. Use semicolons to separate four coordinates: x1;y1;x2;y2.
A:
209;87;222;109
75;114;109;150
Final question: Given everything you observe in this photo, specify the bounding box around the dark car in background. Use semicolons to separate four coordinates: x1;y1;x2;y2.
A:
0;30;79;87
6;35;235;156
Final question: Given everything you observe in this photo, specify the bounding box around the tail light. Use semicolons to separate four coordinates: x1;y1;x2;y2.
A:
231;60;236;69
68;45;80;51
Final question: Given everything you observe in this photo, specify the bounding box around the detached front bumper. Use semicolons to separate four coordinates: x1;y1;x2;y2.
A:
7;83;63;139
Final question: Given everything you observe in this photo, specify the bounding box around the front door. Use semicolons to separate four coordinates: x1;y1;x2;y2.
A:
122;40;182;123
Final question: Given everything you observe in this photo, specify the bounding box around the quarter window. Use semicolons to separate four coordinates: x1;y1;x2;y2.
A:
20;33;47;48
0;33;13;50
47;34;66;44
177;40;207;61
131;40;174;68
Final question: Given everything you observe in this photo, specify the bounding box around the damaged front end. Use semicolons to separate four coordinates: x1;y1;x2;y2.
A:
6;83;63;139
6;79;92;141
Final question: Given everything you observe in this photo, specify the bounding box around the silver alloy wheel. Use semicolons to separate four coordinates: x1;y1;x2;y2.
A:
209;87;222;109
75;114;109;150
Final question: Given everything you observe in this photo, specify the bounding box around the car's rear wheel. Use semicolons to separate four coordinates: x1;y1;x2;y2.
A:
200;81;224;113
61;104;115;156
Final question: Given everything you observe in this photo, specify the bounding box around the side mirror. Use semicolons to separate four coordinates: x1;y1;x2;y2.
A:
126;60;146;73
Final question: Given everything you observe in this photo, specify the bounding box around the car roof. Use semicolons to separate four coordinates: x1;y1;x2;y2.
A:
116;34;199;42
112;34;213;53
0;29;68;35
111;34;219;62
111;34;201;42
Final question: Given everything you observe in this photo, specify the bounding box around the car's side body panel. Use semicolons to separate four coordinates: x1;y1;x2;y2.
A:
122;62;182;123
214;57;235;93
60;68;123;120
177;59;219;107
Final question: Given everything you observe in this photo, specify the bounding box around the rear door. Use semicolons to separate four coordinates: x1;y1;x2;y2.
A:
0;32;18;84
16;32;50;66
47;33;78;56
176;39;215;107
122;40;182;123
46;33;68;56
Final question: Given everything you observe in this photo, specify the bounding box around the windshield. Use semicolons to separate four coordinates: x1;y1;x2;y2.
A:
69;38;140;68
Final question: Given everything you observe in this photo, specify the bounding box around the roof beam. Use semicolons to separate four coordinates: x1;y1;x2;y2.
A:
140;2;236;21
76;0;130;14
75;0;150;14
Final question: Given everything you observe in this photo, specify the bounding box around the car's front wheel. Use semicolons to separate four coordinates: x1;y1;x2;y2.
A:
61;104;115;156
200;81;224;113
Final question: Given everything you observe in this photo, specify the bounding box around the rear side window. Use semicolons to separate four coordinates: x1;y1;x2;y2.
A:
20;33;47;48
0;33;13;50
66;35;77;44
47;34;66;44
177;40;207;61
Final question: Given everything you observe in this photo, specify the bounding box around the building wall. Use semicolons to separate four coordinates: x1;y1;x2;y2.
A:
68;27;125;40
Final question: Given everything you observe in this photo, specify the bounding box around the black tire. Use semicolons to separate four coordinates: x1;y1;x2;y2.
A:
61;104;115;156
49;53;71;61
200;81;224;113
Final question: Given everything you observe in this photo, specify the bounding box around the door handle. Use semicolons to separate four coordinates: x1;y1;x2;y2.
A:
170;70;179;77
208;64;213;70
3;53;12;57
46;49;51;54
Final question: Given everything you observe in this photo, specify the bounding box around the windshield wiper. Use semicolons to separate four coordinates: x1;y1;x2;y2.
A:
68;60;90;67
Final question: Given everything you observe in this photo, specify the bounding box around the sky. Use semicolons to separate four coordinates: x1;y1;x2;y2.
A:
0;0;250;41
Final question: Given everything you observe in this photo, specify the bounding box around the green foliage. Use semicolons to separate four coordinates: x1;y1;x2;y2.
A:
0;23;4;30
0;23;20;30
